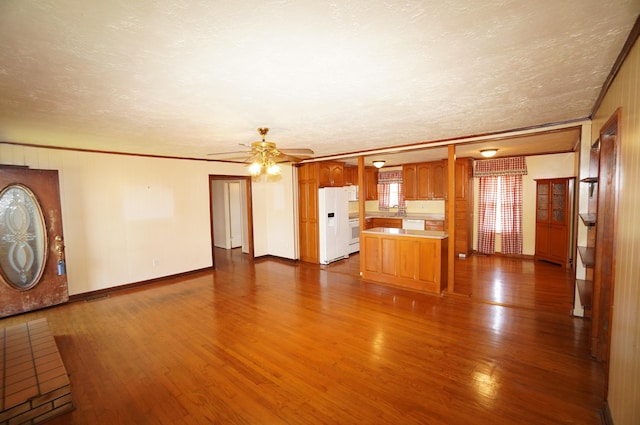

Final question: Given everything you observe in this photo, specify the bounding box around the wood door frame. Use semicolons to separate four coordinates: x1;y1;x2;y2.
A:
591;108;621;396
208;175;254;269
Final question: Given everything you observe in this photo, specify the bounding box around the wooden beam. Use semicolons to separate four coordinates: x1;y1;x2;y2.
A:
447;144;456;293
358;156;365;277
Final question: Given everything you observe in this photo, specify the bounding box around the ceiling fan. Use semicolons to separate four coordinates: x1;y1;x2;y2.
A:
208;128;314;175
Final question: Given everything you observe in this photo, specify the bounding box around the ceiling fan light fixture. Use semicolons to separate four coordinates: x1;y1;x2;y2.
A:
266;163;281;175
249;157;281;177
249;161;263;176
481;149;498;158
373;160;385;168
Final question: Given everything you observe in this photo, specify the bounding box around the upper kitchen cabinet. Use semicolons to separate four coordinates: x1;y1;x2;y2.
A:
403;164;418;199
364;166;378;200
403;161;446;200
319;161;344;187
344;166;357;186
428;161;446;199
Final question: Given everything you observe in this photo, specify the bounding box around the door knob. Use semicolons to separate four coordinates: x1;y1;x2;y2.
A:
54;236;66;275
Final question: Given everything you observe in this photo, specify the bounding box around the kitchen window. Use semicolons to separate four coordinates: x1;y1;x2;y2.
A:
378;170;406;214
389;183;400;207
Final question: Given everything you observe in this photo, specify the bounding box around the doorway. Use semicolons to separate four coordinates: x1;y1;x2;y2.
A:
209;175;254;269
0;166;69;317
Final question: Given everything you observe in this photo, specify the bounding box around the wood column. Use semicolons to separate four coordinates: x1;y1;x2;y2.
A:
447;144;456;292
358;156;365;276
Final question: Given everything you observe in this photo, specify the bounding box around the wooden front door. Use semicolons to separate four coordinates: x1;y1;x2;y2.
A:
0;166;68;317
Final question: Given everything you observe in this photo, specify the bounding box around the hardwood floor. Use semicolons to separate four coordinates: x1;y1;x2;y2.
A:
1;250;603;424
327;252;576;315
452;254;577;315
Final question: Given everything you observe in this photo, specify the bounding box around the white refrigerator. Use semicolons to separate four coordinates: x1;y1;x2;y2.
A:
318;187;350;264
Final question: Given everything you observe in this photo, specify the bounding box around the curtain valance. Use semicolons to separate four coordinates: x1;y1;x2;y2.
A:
474;157;528;177
377;170;403;183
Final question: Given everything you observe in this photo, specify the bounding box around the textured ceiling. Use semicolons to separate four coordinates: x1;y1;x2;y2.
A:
0;1;638;162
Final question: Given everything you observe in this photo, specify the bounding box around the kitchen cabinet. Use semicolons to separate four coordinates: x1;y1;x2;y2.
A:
534;177;574;267
430;161;446;199
361;229;448;294
298;163;320;263
454;158;473;257
416;163;430;198
298;161;350;264
403;164;418;200
344;166;357;186
319;162;344;187
367;217;442;231
424;220;445;231
403;161;446;200
369;217;402;229
364;166;378;200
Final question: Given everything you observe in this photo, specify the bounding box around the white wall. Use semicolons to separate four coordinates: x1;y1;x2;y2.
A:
250;165;297;259
212;180;230;249
229;182;242;248
0;144;297;295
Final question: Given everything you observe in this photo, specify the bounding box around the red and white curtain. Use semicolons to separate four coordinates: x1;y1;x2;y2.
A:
377;170;406;215
474;157;527;255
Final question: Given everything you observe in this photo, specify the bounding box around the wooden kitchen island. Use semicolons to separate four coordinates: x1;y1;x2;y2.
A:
361;227;448;294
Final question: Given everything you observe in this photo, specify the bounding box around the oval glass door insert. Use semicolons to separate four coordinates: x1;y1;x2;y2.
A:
0;184;48;290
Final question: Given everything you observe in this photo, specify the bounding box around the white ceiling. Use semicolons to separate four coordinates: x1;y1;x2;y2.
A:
0;1;638;163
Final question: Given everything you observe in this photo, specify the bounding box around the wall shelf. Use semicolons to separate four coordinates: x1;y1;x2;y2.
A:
581;177;598;198
578;246;595;267
579;213;597;226
576;279;593;316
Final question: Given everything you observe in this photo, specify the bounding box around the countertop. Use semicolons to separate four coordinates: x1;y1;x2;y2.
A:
362;227;448;239
349;212;445;221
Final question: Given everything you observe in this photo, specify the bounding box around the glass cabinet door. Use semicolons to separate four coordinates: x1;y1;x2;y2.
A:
536;182;549;222
551;181;566;224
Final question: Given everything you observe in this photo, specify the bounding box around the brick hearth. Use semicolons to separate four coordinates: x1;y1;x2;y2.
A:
1;318;73;424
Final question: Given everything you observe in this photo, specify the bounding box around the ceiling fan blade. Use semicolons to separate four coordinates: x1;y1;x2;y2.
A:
215;156;253;162
207;142;258;156
240;153;261;163
279;148;314;156
206;150;250;157
275;153;305;163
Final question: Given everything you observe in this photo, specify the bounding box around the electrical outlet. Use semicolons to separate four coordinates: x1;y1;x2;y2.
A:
152;259;159;267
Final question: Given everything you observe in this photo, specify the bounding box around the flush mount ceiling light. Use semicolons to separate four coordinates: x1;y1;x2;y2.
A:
480;149;498;158
373;160;386;168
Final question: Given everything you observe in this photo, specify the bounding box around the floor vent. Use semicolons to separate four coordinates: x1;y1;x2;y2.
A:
84;293;110;302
